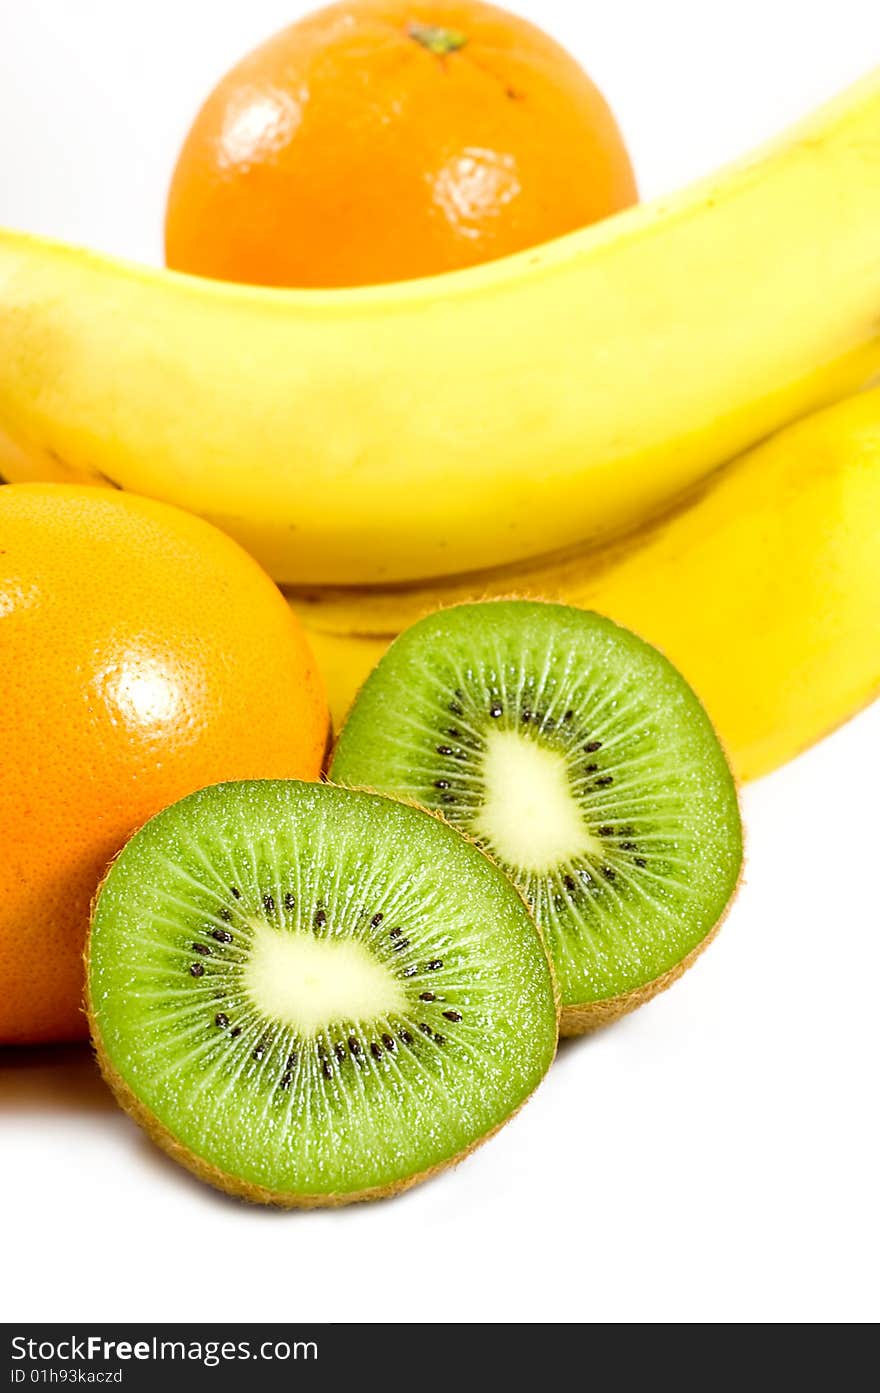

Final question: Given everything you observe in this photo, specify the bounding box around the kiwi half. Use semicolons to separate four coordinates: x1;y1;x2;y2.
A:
331;601;743;1034
87;779;558;1206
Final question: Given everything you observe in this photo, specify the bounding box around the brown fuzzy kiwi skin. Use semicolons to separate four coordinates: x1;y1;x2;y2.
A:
83;794;560;1210
86;1017;553;1209
559;718;745;1035
329;598;745;1038
332;598;746;1047
559;881;736;1035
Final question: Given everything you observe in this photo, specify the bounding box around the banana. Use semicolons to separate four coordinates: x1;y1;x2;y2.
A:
293;387;880;782
1;72;880;585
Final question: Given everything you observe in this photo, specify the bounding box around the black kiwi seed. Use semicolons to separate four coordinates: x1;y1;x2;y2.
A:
279;1072;292;1089
599;826;614;837
370;912;384;927
230;1026;242;1039
382;1033;395;1051
189;962;204;977
322;1060;333;1079
212;928;232;944
284;892;295;910
262;894;275;914
219;907;232;921
620;841;637;851
434;1034;446;1046
402;965;418;977
230;886;241;899
334;1043;346;1062
391;938;410;952
521;708;532;723
602;865;617;881
634;856;648;868
419;991;436;1002
489;702;503;718
446;727;460;738
287;1052;298;1069
584;763;598;773
418;1022;432;1035
370;1042;382;1059
426;959;443;971
595;775;613;787
214;1012;229;1028
389;926;403;938
253;1043;265;1060
585;739;602;752
399;1028;413;1044
436;745;454;756
563;710;574;722
348;1037;361;1055
563;875;577;893
448;701;463;715
443;1010;462;1023
434;779;450;790
314;908;327;928
192;942;211;955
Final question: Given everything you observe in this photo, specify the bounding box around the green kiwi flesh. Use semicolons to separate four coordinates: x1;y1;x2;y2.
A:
87;780;558;1206
331;601;743;1032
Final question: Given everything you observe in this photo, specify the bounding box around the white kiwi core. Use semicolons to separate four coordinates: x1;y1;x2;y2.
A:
244;920;406;1036
474;728;602;873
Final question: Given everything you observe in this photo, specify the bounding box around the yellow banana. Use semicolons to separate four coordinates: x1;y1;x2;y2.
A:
1;72;880;585
293;387;880;782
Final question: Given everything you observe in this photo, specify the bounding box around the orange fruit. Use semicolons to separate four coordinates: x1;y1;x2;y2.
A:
0;484;329;1044
165;0;637;288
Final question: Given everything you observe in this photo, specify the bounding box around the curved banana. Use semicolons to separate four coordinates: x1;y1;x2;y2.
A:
1;72;880;585
294;387;880;782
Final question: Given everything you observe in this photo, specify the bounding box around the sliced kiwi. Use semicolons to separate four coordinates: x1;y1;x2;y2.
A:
331;601;743;1033
86;779;557;1207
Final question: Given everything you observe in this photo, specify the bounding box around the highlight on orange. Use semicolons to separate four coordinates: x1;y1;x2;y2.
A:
0;484;329;1043
165;0;637;288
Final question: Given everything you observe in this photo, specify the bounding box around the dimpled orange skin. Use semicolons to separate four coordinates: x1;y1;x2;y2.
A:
0;485;329;1044
165;0;637;288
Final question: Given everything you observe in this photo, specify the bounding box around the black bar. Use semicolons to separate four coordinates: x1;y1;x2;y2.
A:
3;1327;346;1390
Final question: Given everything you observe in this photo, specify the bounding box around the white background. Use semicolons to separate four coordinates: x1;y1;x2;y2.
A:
1;0;879;1325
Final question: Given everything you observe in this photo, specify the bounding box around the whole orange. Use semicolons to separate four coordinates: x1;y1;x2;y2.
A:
165;0;637;288
0;484;328;1044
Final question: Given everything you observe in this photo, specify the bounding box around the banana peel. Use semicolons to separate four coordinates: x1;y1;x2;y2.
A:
2;71;880;584
291;387;880;781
